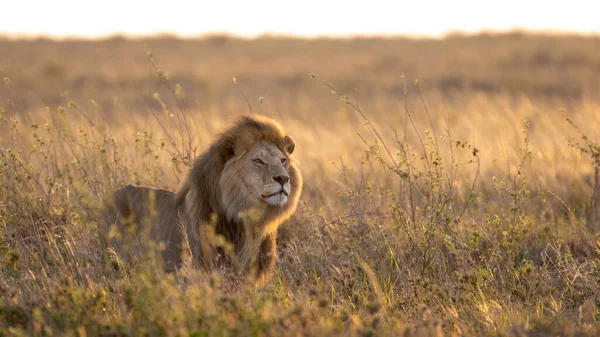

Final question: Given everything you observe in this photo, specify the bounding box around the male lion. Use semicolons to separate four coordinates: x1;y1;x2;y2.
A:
100;115;302;282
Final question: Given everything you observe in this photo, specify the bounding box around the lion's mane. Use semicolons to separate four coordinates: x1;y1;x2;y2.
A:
175;114;302;282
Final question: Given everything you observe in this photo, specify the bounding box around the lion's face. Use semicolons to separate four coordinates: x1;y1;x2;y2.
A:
245;141;291;206
220;141;294;216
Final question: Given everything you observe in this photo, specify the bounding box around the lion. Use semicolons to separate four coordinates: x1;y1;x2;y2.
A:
100;114;302;282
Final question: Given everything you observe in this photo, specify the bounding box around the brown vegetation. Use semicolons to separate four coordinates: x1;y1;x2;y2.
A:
1;32;600;336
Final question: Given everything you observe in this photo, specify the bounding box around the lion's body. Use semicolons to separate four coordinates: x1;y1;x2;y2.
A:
100;115;302;282
100;185;184;272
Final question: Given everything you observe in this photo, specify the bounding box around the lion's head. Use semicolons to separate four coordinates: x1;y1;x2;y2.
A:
175;114;302;281
220;139;297;219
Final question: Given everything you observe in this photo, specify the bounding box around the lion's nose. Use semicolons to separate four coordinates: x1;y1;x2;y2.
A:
273;175;290;185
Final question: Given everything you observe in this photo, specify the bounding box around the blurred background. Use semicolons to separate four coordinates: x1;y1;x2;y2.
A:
1;1;599;194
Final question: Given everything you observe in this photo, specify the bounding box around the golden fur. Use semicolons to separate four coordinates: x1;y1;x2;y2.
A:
100;115;302;282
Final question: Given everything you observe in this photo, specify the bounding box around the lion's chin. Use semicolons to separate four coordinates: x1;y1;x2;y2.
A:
263;193;288;206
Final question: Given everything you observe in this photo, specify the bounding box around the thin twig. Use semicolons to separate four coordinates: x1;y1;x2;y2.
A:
233;77;254;115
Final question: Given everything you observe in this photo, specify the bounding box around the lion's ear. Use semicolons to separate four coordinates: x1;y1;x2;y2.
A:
283;135;295;154
220;138;236;161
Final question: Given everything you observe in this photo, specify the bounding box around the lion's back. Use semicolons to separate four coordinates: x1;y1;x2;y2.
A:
100;185;184;271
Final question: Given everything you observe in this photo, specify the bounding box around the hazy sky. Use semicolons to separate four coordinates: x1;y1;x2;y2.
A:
2;0;598;38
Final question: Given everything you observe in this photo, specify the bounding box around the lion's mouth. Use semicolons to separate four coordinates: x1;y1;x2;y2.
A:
261;187;290;206
262;190;289;198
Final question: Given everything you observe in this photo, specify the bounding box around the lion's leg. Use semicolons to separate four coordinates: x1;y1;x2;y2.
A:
182;216;202;268
255;232;277;283
182;215;219;269
199;225;218;269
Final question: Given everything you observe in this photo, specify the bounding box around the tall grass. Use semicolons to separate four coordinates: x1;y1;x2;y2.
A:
1;34;600;336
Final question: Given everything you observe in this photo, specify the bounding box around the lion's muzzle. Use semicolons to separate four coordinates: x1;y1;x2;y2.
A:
261;182;291;206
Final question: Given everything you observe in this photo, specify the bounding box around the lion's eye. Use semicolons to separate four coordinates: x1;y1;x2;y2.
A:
253;158;265;165
281;158;287;164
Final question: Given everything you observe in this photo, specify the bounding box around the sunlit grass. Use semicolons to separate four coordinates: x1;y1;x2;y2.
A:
1;34;599;336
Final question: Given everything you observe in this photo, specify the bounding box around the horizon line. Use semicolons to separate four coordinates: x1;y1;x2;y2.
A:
1;27;599;41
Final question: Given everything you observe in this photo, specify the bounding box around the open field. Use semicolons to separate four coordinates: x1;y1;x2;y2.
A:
1;33;600;336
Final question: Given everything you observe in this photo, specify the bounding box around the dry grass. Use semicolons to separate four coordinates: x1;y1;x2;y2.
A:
1;32;599;336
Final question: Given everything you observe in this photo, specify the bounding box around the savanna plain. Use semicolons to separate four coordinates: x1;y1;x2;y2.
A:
0;33;600;336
